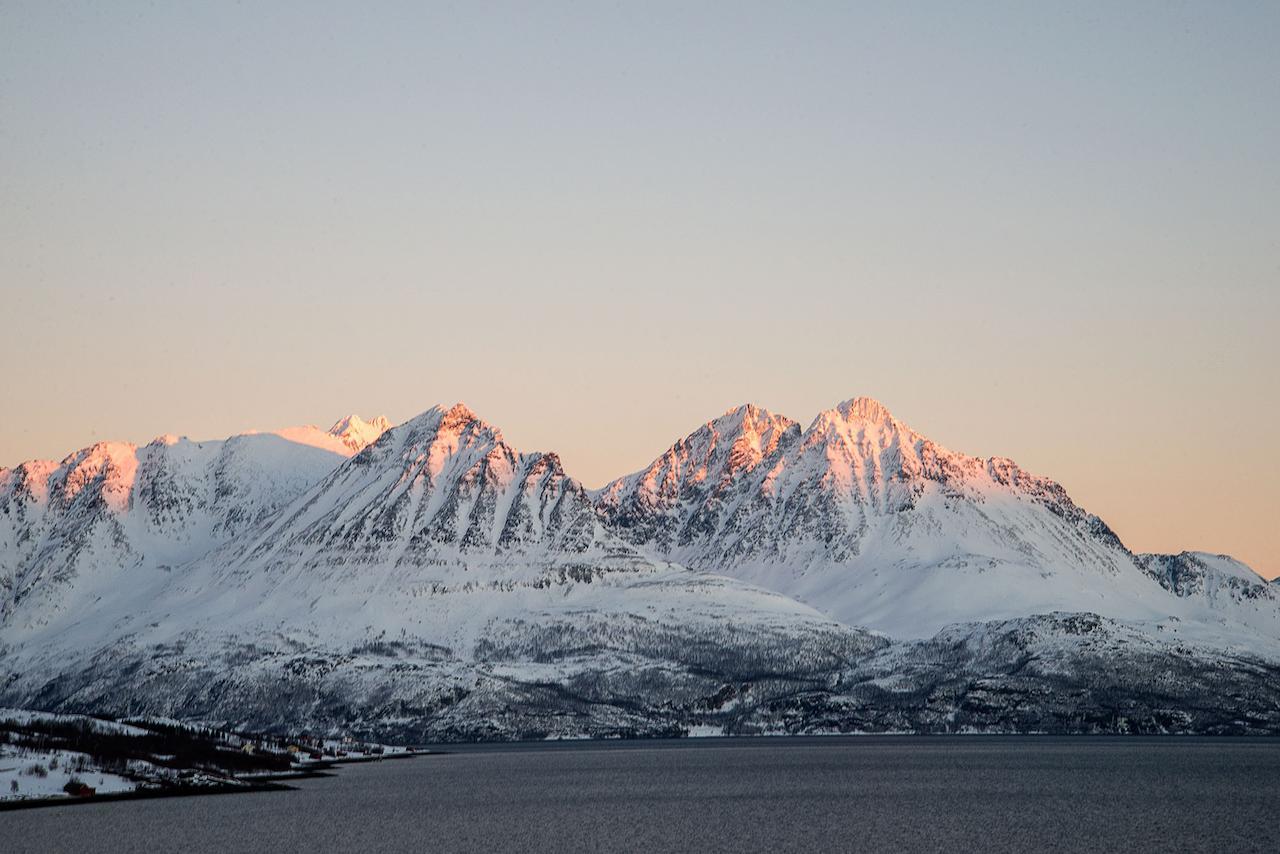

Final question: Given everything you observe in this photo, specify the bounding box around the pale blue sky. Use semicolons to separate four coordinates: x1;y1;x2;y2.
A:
1;2;1277;575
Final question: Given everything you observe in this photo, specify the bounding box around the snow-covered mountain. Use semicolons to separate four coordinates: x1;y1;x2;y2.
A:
1;398;1277;739
596;397;1278;640
322;414;393;455
0;416;387;628
0;404;884;739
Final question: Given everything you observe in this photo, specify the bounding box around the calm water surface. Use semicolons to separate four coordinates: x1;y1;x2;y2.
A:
4;737;1278;853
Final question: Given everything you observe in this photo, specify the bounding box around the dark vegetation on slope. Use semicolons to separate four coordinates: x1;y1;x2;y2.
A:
11;615;1280;742
0;715;293;778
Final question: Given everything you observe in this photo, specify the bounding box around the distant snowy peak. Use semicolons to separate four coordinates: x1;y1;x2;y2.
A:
267;414;391;458
327;414;392;454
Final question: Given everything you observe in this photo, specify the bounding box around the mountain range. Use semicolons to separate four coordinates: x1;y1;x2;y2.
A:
2;398;1277;740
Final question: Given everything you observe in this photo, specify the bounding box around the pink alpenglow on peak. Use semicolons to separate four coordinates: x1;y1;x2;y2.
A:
593;403;800;513
833;396;898;425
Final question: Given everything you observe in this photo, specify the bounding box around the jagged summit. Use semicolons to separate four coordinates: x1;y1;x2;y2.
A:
832;396;897;425
382;404;513;477
221;400;628;586
681;403;797;455
328;413;390;433
715;402;790;424
437;401;484;434
802;397;930;471
393;403;488;437
704;403;800;463
443;401;477;422
594;404;800;548
805;396;930;448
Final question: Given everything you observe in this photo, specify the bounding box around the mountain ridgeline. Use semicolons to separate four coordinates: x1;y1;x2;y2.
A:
1;398;1277;740
595;398;1279;638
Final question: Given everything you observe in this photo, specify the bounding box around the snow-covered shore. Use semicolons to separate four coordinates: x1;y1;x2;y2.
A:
0;708;421;809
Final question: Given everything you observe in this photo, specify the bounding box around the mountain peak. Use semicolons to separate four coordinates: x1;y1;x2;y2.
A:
426;402;489;439
805;397;914;443
834;397;896;424
390;403;503;456
721;402;765;419
326;414;392;454
328;413;390;435
442;402;478;424
709;403;797;437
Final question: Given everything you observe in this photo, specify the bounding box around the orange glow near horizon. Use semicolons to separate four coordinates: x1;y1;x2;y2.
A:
1;4;1276;578
2;396;1275;581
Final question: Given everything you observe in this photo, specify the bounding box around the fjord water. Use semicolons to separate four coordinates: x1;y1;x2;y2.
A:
6;738;1278;853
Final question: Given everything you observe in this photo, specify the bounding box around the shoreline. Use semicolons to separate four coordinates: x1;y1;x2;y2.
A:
0;750;430;813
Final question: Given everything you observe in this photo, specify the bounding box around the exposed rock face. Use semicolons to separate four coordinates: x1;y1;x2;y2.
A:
1136;551;1278;602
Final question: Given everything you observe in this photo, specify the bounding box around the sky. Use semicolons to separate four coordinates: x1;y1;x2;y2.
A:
1;2;1277;578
